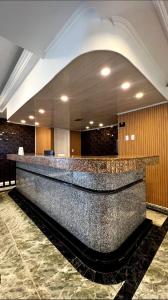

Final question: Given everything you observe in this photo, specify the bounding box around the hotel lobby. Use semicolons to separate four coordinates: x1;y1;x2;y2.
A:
0;1;168;299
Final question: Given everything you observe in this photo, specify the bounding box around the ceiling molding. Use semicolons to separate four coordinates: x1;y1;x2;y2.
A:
153;0;168;39
111;15;167;85
44;4;95;57
117;101;167;116
0;49;39;112
6;6;168;119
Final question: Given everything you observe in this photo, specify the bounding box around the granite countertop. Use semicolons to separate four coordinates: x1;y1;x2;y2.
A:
7;154;159;174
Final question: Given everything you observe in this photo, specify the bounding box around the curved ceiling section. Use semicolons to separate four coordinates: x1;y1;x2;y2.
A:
9;50;166;131
5;6;168;119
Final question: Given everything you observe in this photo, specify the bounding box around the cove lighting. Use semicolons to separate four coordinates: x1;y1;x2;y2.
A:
121;81;131;90
135;92;144;99
60;95;69;102
100;67;111;77
29;115;35;120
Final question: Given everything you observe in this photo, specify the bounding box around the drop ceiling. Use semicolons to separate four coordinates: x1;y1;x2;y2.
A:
9;50;167;131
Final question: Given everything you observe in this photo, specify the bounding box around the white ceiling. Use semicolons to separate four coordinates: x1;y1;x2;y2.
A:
0;1;168;119
0;1;81;56
0;36;22;94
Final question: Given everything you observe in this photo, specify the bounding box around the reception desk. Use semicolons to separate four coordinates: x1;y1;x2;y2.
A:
7;154;158;271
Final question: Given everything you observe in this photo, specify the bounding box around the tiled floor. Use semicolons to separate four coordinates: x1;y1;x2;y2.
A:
134;232;168;299
0;192;123;299
146;209;167;227
0;191;167;299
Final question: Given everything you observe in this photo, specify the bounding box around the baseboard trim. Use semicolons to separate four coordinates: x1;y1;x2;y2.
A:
147;202;168;215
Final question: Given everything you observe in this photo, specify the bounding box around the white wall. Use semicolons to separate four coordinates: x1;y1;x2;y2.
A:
54;128;70;157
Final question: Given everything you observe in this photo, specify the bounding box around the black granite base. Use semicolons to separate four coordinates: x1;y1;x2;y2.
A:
9;188;152;279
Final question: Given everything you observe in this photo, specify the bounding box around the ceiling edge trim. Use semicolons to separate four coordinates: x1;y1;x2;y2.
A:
44;3;94;57
117;101;167;116
153;0;168;39
0;49;39;112
111;15;166;86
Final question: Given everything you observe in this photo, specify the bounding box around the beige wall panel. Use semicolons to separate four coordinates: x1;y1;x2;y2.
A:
70;131;81;156
36;127;52;155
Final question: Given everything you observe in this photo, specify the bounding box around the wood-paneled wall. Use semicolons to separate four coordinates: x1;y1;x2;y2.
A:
118;103;168;208
36;127;54;155
70;131;81;156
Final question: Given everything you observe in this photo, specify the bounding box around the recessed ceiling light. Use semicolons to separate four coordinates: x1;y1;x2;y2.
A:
99;123;103;127
60;95;69;102
121;81;131;90
100;67;111;77
38;109;45;114
35;122;39;126
21;120;26;124
29;115;35;120
89;121;94;125
135;92;144;99
86;126;90;129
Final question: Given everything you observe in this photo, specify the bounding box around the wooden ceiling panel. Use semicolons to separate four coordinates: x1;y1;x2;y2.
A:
9;50;167;130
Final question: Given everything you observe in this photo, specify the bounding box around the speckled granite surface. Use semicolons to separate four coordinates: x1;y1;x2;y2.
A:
16;162;144;190
16;166;146;252
7;154;159;174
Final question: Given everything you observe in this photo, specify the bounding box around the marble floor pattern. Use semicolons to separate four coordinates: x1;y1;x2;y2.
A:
133;231;168;299
0;192;123;299
146;209;167;227
0;191;167;299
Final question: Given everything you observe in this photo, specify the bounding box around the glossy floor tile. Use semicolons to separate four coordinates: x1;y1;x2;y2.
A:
0;191;168;299
133;232;168;299
146;209;167;227
0;192;123;299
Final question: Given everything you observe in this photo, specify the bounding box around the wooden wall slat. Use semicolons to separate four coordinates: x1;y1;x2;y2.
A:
118;103;168;208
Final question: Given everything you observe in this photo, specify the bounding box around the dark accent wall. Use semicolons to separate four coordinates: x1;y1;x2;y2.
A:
0;118;35;186
0;118;35;155
81;126;118;156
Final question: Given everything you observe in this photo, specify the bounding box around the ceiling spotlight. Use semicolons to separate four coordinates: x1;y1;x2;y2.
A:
86;126;90;129
100;67;111;77
35;122;39;126
99;123;103;127
38;109;45;114
121;81;131;90
89;121;94;125
21;120;26;124
60;95;69;102
29;115;35;120
135;92;144;99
